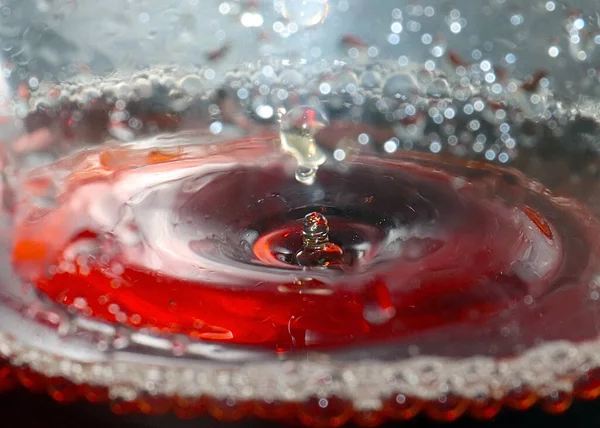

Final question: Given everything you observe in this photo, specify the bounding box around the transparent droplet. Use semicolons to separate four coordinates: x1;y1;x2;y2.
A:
295;166;317;185
281;0;329;27
280;106;328;185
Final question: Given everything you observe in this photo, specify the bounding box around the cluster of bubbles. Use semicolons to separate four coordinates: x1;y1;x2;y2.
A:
565;12;600;62
1;0;597;189
21;57;600;176
1;0;600;91
3;1;600;396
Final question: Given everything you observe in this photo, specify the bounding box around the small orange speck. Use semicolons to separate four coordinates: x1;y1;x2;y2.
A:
147;148;183;164
99;150;121;168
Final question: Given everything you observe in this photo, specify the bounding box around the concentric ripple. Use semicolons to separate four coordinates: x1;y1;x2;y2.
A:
11;133;600;352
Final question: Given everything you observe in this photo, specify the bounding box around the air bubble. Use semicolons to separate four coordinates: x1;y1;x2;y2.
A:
360;70;382;89
281;0;329;27
383;72;420;100
426;78;451;98
331;70;359;94
179;75;203;96
279;69;306;87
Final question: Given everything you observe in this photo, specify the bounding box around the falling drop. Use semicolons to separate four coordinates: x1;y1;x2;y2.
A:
280;106;328;185
281;0;329;27
295;166;317;185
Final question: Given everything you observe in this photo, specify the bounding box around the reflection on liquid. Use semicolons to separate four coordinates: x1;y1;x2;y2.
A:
1;0;600;419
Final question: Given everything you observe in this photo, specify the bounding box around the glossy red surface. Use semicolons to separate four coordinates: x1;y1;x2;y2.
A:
11;140;596;351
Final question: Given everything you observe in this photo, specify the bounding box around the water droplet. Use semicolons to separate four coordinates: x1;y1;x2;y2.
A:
295;166;317;185
280;106;328;185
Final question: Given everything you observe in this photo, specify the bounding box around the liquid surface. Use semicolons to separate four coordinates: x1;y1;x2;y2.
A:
6;47;600;357
2;0;600;417
11;134;600;351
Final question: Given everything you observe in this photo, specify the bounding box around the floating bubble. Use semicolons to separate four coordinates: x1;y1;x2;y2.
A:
279;69;306;87
426;78;451;98
360;70;382;89
179;75;203;96
331;70;359;93
383;72;420;100
281;0;329;27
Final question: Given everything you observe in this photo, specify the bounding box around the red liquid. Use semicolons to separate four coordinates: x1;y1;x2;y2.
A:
11;136;600;351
